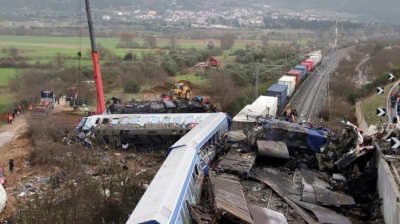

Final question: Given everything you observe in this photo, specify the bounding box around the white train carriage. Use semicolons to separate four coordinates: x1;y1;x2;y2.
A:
74;113;215;144
127;112;231;224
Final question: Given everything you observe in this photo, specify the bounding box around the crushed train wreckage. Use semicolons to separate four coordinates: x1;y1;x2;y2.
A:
69;113;384;223
107;97;218;114
197;116;383;223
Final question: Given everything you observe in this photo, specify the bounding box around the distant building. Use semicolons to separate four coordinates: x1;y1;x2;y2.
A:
102;15;111;21
148;10;157;15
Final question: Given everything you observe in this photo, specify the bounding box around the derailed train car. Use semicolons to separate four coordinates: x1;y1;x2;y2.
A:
74;113;219;145
247;117;333;153
108;99;217;114
127;112;231;223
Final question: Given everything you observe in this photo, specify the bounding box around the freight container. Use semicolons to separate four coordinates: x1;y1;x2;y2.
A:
305;59;315;71
278;76;296;97
252;95;278;118
232;104;269;133
300;62;311;74
286;70;302;87
309;54;322;66
294;65;307;80
266;84;288;107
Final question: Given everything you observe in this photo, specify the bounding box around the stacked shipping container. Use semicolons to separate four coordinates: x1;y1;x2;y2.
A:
261;50;323;112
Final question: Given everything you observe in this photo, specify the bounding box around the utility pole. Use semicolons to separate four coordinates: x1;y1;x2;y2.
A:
334;12;338;52
255;61;259;100
284;27;288;74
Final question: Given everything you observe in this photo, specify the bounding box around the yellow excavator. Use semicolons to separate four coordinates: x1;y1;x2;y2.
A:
170;82;190;100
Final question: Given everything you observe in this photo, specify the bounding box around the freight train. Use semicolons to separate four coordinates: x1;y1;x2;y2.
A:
266;50;323;111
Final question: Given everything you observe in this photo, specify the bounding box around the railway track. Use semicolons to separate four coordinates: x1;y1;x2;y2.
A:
287;49;346;124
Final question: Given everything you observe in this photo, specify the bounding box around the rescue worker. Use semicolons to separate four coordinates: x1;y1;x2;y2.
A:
284;108;292;121
290;113;296;123
8;113;13;124
28;104;33;115
9;159;14;173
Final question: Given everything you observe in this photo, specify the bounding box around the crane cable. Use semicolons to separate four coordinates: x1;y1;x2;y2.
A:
77;0;82;102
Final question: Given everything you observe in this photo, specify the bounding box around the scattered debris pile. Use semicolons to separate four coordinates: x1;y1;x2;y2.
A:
197;117;384;223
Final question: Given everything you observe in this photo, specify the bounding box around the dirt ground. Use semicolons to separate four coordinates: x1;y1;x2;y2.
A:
0;99;76;220
0;98;165;221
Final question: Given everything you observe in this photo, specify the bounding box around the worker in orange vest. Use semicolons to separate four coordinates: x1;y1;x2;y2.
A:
8;113;13;124
28;104;33;115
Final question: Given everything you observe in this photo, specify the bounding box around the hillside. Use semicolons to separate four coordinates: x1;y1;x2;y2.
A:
0;0;399;24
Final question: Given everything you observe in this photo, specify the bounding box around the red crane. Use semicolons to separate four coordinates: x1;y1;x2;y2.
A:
84;0;106;114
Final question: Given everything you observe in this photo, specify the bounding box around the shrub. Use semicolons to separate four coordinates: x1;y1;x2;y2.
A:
124;80;141;93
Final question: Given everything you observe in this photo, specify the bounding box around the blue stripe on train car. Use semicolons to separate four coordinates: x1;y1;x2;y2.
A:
294;65;307;80
266;84;288;107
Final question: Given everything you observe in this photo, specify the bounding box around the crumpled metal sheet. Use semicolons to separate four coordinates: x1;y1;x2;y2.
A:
302;181;317;204
251;170;352;224
314;186;355;205
247;203;288;224
225;130;247;143
301;166;355;206
209;173;254;224
257;140;290;159
217;149;256;177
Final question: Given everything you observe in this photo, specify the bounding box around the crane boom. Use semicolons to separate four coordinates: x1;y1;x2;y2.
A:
84;0;106;114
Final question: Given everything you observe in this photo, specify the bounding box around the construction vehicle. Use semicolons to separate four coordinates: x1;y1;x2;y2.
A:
33;91;54;116
195;57;220;68
170;82;190;100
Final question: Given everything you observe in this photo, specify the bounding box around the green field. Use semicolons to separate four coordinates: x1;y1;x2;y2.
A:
0;68;16;86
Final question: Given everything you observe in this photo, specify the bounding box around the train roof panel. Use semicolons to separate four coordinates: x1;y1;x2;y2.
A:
127;145;196;224
233;104;267;122
252;96;277;106
169;112;228;150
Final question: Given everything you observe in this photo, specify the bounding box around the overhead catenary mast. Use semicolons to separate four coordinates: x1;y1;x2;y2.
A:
334;12;338;51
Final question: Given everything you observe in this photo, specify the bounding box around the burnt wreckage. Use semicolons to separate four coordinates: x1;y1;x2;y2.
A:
197;117;382;223
107;97;217;114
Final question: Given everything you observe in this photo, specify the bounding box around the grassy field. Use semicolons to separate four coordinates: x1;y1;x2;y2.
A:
0;68;16;86
0;35;306;61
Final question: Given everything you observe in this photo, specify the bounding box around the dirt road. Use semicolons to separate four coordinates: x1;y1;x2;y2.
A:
0;99;72;220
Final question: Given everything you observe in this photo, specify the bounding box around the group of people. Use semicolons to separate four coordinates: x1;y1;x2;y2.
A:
283;108;298;123
7;104;23;124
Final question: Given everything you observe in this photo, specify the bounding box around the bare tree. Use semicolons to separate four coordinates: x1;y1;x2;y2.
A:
206;39;215;49
208;72;241;109
54;52;67;68
220;33;235;50
260;34;269;47
169;35;177;49
143;35;157;49
120;32;134;47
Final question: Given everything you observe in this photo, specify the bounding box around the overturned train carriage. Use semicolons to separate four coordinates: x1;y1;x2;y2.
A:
108;99;217;114
248;118;331;153
127;112;231;223
75;113;219;144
